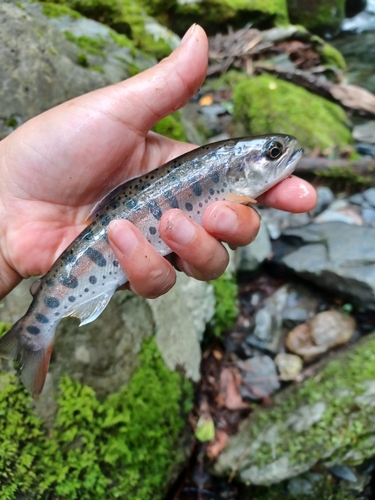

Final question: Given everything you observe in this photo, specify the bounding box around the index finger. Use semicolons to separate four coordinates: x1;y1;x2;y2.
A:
258;176;317;213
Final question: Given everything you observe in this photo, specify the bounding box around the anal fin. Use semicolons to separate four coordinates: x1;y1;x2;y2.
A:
68;289;116;326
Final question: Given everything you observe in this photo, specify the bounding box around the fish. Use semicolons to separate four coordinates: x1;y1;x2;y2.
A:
0;134;303;397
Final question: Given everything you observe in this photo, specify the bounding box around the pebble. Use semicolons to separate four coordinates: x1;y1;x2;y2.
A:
363;188;375;208
310;186;335;216
285;310;356;362
314;207;363;225
275;353;303;381
362;207;375;226
238;355;280;400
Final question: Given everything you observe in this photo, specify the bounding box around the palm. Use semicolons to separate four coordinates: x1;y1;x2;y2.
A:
0;100;193;279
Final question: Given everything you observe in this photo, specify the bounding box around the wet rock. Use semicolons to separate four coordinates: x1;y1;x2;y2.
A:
0;1;154;139
349;193;365;205
275;222;375;310
282;284;319;327
247;285;289;353
314;206;363;225
363;188;375;207
238;355;280;401
310;186;335;217
275;353;303;381
237;222;272;272
213;332;375;486
362;207;375;226
353;121;375;144
285;310;356;362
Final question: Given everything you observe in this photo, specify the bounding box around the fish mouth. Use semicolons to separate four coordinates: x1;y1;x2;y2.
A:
285;147;304;176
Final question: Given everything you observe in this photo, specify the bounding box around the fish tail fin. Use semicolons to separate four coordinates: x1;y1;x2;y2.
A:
0;319;55;398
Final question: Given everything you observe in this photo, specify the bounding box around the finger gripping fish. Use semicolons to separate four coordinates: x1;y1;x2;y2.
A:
0;135;303;396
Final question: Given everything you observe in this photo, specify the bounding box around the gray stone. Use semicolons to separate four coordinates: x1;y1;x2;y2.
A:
237;222;272;272
362;207;375;226
282;284;318;327
247;285;289;353
275;222;375;310
353;121;375;144
363;187;375;207
0;273;214;420
349;193;365;206
238;355;280;400
310;186;334;217
0;1;154;139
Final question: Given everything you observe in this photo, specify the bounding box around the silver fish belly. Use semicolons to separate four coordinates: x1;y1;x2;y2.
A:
0;134;303;396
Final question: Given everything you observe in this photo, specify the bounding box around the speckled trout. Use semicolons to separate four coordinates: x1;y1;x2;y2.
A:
0;135;302;396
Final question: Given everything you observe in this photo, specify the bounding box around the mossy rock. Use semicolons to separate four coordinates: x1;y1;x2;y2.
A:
214;331;375;485
37;0;179;59
152;112;188;142
287;0;346;36
140;0;289;37
0;336;193;499
233;74;352;152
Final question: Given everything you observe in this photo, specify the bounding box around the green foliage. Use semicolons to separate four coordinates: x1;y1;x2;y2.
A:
152;112;188;142
233;74;352;153
209;272;239;337
0;337;192;499
315;166;373;187
64;31;107;56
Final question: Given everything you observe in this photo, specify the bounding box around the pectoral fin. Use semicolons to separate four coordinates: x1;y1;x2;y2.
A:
226;194;257;205
67;289;116;326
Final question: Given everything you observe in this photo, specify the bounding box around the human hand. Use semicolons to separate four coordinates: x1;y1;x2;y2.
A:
0;25;316;300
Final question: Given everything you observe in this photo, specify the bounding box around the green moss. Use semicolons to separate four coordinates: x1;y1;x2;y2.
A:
287;0;346;34
233;74;352;152
41;1;82;19
4;117;18;130
0;336;192;499
142;0;289;36
317;41;347;71
315;166;373;187
209;272;239;337
152;112;188;142
234;332;375;475
64;31;107;56
38;0;173;59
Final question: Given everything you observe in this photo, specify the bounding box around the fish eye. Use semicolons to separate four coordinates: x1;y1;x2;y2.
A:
265;141;284;160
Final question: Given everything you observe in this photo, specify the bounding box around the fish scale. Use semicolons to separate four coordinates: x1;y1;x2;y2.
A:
0;134;303;396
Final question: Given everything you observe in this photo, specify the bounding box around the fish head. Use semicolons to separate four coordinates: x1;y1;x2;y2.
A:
227;134;303;199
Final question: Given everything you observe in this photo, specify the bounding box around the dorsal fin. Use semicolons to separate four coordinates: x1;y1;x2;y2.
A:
30;278;42;296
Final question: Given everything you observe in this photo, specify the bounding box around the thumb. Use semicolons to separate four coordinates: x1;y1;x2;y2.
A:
96;24;209;134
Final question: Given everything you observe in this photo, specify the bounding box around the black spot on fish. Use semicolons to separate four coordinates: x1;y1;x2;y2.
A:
68;296;76;302
211;171;220;183
166;191;179;209
124;198;138;210
35;313;49;324
185;203;193;212
62;253;76;265
100;214;111;226
111;200;120;209
44;296;60;308
27;325;40;335
102;275;106;279
236;163;244;172
223;182;227;187
113;260;119;267
147;200;163;220
55;312;60;316
149;226;157;235
209;188;215;195
85;248;107;267
199;202;203;208
192;181;203;197
89;276;97;284
84;288;89;293
83;231;92;241
59;274;78;289
46;278;55;287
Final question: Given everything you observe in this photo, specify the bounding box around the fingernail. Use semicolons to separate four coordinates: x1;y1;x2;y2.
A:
209;206;238;234
180;24;196;46
110;220;139;254
166;213;196;245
